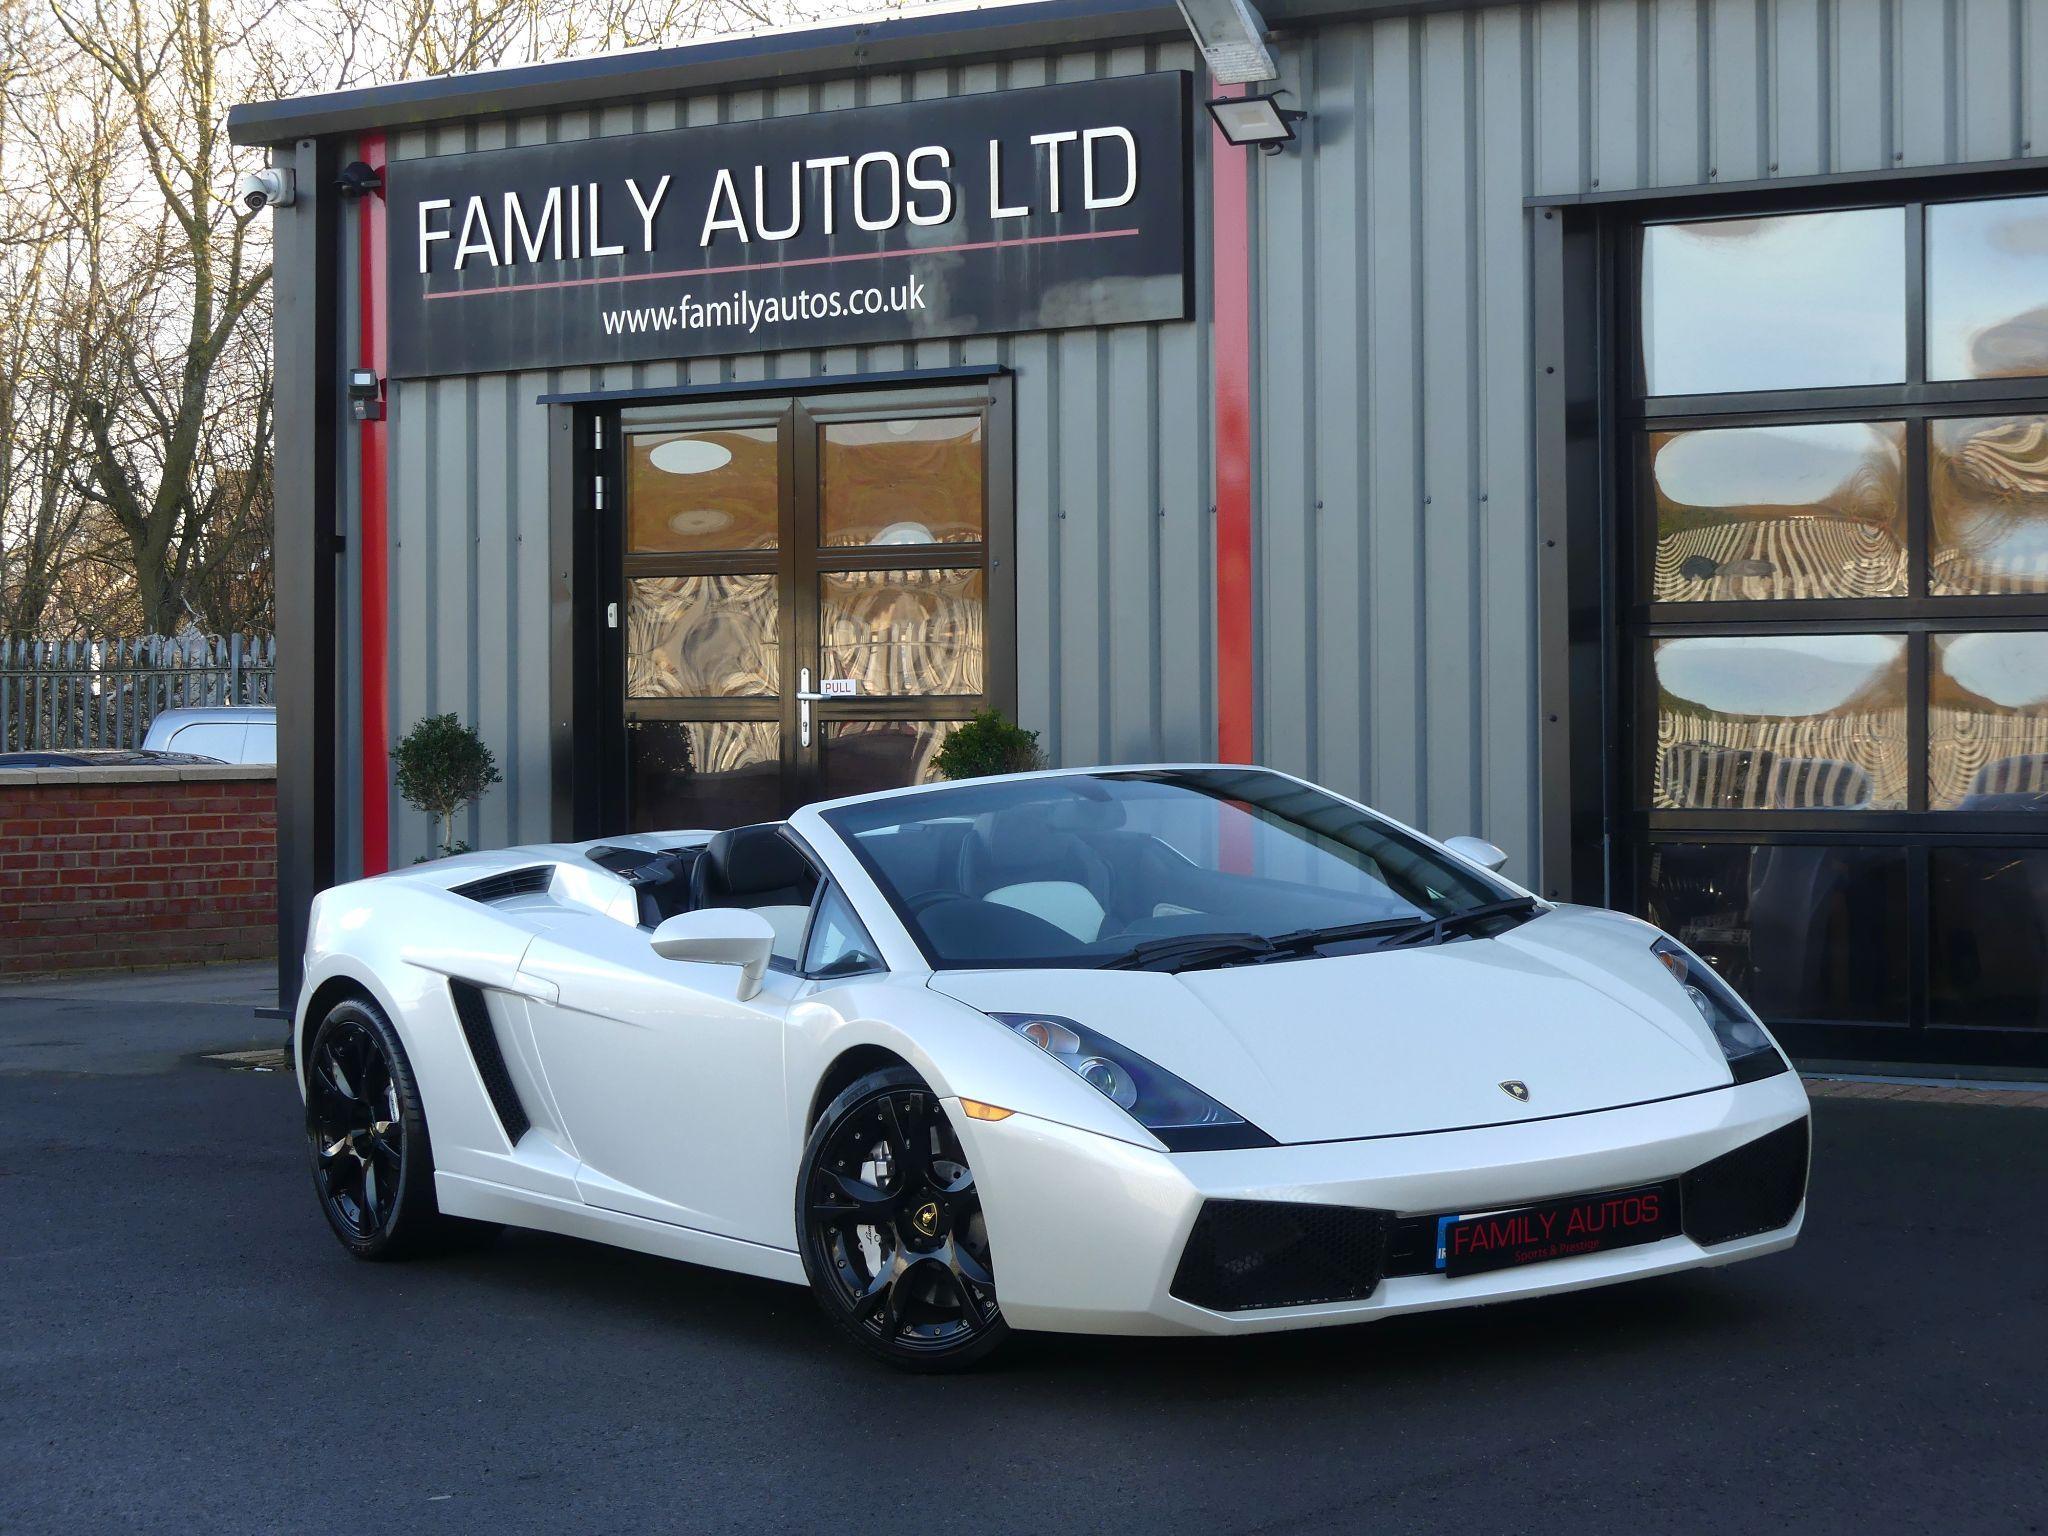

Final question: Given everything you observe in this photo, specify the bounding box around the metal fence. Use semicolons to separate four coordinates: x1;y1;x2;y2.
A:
0;634;276;752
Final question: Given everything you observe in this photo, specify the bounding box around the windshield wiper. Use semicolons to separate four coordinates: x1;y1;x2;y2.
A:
1372;896;1544;952
1098;932;1281;973
1265;916;1434;955
1099;900;1543;972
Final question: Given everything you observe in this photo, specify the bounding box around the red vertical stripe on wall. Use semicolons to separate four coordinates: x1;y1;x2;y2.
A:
357;133;391;875
1209;85;1255;766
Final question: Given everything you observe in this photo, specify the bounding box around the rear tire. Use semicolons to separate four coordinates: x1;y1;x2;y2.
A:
796;1066;1009;1372
303;995;496;1260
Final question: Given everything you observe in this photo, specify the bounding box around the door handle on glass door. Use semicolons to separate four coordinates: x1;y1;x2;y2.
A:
798;668;822;746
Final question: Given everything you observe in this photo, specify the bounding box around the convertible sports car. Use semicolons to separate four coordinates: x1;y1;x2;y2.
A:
294;765;1809;1370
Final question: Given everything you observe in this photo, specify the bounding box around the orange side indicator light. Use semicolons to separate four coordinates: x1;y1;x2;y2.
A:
959;1099;1015;1122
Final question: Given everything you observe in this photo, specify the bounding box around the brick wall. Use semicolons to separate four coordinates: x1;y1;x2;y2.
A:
0;765;275;975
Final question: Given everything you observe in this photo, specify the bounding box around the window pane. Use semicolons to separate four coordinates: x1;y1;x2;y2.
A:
1930;847;2048;1027
1929;632;2048;812
819;719;961;798
1644;842;1909;1022
626;574;779;698
626;427;778;553
803;883;886;977
1929;415;2048;594
1640;209;1906;396
821;769;1510;971
1647;422;1907;601
819;568;985;697
169;722;246;760
1650;634;1908;809
821;417;984;547
1927;194;2048;380
629;720;779;831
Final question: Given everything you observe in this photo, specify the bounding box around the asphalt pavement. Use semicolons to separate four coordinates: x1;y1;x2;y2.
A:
1;966;2042;1535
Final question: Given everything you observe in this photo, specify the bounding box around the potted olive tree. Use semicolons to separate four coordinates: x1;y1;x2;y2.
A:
392;713;503;858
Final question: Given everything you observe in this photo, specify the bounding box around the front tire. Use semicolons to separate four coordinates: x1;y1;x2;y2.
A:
304;995;483;1260
796;1067;1009;1371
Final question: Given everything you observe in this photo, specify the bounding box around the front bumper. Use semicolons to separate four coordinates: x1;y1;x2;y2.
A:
950;1072;1810;1337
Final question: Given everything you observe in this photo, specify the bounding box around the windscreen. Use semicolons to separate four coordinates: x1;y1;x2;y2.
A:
820;768;1512;970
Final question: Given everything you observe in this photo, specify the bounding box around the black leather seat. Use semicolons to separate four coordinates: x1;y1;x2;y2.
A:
689;822;817;912
955;802;1117;941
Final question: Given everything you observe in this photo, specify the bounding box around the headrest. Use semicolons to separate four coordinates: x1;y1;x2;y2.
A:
696;822;811;900
976;797;1124;859
975;803;1058;863
959;800;1118;896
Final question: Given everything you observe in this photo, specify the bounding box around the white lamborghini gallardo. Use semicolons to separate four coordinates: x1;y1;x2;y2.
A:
294;766;1808;1369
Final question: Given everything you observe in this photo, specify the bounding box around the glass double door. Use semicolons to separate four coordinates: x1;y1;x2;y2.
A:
614;386;1011;831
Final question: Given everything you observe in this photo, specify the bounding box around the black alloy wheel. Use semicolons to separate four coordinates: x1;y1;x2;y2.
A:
797;1067;1008;1370
304;996;480;1259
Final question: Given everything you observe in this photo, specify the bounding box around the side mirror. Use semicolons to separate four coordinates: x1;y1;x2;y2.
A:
1443;835;1509;873
649;908;776;1000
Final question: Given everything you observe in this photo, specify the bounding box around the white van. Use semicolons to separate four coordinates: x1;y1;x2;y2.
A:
141;706;276;764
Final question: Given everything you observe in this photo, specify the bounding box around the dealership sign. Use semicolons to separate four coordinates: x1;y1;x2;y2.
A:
382;73;1192;378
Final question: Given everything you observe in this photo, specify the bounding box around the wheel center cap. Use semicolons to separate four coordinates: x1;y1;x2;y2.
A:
910;1198;944;1238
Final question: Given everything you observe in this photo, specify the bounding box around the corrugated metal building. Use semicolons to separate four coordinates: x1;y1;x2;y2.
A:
233;0;2048;1070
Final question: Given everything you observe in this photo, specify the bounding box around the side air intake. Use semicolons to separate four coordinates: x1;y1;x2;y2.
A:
450;866;553;905
447;980;531;1145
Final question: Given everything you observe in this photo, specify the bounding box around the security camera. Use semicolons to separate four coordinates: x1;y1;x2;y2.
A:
237;167;296;211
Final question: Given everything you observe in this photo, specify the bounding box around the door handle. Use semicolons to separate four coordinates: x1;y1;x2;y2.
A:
500;973;562;1005
798;668;818;747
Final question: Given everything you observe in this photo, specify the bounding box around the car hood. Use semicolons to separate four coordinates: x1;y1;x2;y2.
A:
925;907;1735;1144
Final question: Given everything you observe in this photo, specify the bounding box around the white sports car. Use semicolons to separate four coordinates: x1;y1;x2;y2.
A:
294;766;1809;1370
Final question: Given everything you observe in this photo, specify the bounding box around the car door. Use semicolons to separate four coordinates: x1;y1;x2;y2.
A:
515;909;802;1249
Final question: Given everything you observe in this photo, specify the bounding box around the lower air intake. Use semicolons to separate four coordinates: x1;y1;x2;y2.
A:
1171;1199;1389;1312
1681;1116;1810;1247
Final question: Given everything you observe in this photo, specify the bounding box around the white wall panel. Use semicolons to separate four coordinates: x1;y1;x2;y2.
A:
1243;0;2048;878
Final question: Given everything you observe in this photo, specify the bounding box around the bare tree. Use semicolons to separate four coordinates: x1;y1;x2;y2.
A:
302;0;833;91
2;0;875;642
39;0;281;635
0;0;124;635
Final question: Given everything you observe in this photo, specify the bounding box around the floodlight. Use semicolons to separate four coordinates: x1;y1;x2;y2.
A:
1207;92;1306;152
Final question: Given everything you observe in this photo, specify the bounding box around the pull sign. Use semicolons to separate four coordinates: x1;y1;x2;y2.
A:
606;602;618;629
820;678;860;698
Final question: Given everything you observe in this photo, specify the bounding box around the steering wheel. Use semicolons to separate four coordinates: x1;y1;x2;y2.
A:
905;890;969;915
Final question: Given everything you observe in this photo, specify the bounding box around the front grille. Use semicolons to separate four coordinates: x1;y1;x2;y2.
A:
1680;1117;1810;1247
1171;1116;1809;1312
1170;1200;1389;1312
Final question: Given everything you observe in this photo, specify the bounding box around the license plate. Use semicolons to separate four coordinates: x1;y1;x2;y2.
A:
1435;1183;1678;1278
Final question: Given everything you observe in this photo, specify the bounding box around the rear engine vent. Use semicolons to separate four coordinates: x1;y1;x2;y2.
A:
447;980;531;1145
1681;1116;1809;1247
451;866;553;905
1171;1199;1389;1312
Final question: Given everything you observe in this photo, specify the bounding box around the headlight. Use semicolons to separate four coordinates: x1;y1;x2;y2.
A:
1651;938;1787;1084
988;1012;1275;1151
